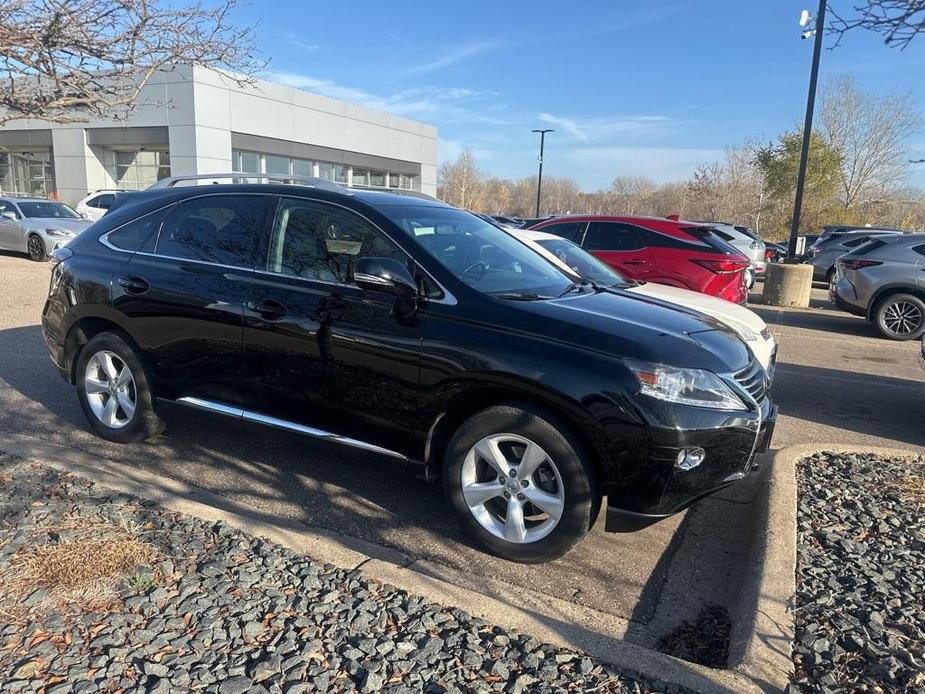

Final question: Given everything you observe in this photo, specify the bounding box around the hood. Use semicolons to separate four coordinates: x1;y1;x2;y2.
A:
512;288;752;374
628;282;769;341
29;218;92;234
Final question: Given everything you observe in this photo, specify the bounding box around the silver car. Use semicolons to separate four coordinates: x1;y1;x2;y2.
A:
0;197;92;261
806;229;903;283
831;233;925;340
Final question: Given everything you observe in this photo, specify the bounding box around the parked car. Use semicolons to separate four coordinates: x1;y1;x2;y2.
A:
692;221;767;286
765;243;787;263
75;190;120;221
811;224;905;249
511;228;777;372
529;215;751;304
831;233;925;340
42;173;776;562
491;215;525;228
0;197;92;261
806;229;904;283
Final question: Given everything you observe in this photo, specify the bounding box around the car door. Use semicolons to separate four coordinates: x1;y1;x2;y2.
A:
582;221;653;279
111;193;270;406
243;196;424;456
0;199;24;251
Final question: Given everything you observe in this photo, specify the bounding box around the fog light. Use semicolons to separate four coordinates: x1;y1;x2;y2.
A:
675;447;706;471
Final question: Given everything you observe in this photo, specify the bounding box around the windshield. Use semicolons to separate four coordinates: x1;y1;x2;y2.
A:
534;238;633;288
381;206;574;297
18;202;80;219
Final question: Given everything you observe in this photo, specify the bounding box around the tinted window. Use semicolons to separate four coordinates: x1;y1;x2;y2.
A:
93;194;115;209
584;222;642;251
536;238;630;287
852;238;888;256
156;195;266;268
107;206;172;251
18;202;80;219
267;198;406;284
541;221;586;243
0;200;18;219
914;245;925;258
843;236;874;248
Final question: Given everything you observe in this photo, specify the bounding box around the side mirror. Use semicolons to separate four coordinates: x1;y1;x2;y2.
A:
1;211;16;221
353;257;417;298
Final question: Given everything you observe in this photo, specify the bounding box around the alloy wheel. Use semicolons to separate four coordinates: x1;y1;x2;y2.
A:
882;301;923;336
28;236;45;261
460;433;564;544
83;350;137;429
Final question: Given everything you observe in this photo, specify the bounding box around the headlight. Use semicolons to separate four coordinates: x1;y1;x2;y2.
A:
45;228;72;237
624;359;746;411
722;319;759;342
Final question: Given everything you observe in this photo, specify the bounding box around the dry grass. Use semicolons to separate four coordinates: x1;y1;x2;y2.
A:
16;538;155;587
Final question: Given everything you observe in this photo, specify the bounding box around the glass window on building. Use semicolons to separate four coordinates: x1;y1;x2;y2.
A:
234;150;261;173
333;165;348;184
352;168;369;186
112;150;169;190
399;174;416;190
388;173;400;188
369;170;386;188
0;151;56;197
317;162;334;181
264;154;290;176
292;158;314;177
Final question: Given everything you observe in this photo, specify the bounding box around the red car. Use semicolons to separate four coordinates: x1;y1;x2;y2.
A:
529;215;750;304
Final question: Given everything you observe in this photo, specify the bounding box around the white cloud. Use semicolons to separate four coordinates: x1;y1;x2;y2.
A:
538;112;675;143
401;40;501;76
562;146;723;187
284;34;319;54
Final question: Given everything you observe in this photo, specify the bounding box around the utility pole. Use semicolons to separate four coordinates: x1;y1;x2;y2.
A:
787;0;827;260
532;129;553;217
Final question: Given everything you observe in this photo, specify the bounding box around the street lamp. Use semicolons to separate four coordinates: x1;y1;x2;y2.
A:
787;0;827;260
532;129;554;217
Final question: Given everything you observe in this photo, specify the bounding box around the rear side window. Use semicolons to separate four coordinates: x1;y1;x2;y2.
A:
842;236;873;249
156;195;267;268
106;206;172;251
852;238;888;256
915;245;925;258
91;194;115;209
541;221;586;243
584;222;642;251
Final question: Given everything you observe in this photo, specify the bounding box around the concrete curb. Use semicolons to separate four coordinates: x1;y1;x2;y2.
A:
0;433;760;694
726;443;920;693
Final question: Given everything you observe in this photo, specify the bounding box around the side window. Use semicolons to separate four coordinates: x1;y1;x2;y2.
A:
85;196;102;207
107;206;172;251
156;195;266;268
0;200;19;219
584;222;641;251
267;198;406;284
541;222;586;243
94;194;115;210
914;245;925;258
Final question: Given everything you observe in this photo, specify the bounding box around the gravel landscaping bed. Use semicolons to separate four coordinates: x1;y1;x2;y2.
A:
792;451;925;693
0;453;672;693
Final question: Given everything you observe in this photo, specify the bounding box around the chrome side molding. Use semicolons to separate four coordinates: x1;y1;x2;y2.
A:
175;397;408;461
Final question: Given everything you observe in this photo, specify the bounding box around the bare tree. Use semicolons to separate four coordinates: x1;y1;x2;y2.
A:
610;176;657;215
438;149;484;210
819;74;921;208
829;0;925;48
0;0;261;124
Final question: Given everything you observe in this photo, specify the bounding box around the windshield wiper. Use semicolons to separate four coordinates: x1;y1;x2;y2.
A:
556;282;584;298
492;292;554;301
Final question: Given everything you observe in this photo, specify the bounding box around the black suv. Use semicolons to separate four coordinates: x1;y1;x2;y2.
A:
42;175;775;562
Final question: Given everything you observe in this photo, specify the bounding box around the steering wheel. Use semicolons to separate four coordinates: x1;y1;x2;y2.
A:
459;261;488;280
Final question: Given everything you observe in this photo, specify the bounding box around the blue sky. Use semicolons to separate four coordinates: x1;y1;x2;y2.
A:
234;0;925;190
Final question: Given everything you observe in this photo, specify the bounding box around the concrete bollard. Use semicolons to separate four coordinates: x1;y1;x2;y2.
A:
761;262;814;308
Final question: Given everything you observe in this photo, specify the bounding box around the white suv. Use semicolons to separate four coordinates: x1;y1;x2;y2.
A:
74;190;122;221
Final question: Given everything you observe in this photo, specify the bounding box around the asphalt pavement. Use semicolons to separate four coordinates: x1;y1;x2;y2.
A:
0;252;920;651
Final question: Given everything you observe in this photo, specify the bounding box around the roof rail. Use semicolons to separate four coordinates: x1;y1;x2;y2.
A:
147;172;348;193
348;185;440;202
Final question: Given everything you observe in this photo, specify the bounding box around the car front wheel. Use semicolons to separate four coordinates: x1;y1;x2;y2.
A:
873;293;925;341
75;332;165;443
27;234;47;262
443;404;598;563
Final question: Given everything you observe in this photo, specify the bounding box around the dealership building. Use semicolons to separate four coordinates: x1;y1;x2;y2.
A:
0;65;438;205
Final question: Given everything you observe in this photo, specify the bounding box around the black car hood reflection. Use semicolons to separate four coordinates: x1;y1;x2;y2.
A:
504;287;752;373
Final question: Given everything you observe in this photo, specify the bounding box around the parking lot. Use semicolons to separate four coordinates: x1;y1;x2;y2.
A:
0;252;921;653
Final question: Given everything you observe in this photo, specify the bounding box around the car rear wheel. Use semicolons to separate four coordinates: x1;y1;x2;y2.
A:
27;234;46;262
872;293;925;341
443;404;598;563
76;332;165;442
825;267;836;286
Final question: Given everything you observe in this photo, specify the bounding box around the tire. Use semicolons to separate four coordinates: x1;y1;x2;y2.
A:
443;404;599;563
825;267;836;286
872;293;925;341
75;332;165;443
27;234;47;262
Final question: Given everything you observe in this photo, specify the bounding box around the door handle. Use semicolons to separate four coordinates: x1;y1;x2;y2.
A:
624;258;647;265
117;276;149;294
247;298;288;320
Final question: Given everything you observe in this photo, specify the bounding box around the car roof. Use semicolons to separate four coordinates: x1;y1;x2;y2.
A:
3;197;55;203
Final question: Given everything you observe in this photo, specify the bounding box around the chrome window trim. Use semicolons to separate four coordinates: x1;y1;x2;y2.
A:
175;396;408;461
584;220;712;253
97;191;459;305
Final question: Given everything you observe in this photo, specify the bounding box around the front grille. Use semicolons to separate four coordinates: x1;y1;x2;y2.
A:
732;359;768;403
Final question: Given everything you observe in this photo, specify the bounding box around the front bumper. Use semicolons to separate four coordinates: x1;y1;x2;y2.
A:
603;396;777;532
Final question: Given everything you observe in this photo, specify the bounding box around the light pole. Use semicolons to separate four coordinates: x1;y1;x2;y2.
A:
787;0;827;260
532;129;553;217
